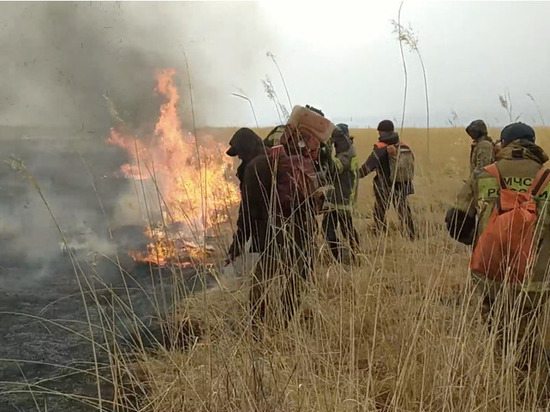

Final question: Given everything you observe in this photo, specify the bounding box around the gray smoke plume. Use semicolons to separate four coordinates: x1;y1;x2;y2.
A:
0;2;271;277
0;2;272;131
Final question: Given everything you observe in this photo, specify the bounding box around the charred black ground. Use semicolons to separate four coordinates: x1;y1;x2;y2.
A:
0;128;214;411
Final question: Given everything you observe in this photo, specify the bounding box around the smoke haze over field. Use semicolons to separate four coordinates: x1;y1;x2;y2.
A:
2;2;550;129
0;2;272;132
2;1;550;273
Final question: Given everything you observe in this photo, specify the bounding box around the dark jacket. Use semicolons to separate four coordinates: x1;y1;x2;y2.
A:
358;132;414;195
325;128;358;210
227;128;265;259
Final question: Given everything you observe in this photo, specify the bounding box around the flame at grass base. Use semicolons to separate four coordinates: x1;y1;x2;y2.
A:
107;68;240;266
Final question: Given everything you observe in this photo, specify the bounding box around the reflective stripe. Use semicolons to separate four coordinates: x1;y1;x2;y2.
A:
471;272;550;292
333;156;343;173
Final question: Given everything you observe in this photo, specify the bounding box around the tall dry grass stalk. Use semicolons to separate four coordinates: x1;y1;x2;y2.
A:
231;92;260;128
392;3;431;162
8;127;550;411
499;91;522;124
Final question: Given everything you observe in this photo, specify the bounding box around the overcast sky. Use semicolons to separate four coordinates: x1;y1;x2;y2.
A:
2;1;550;131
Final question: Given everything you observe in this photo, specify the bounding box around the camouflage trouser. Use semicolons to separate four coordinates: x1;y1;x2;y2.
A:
472;274;550;371
373;185;416;240
249;244;311;340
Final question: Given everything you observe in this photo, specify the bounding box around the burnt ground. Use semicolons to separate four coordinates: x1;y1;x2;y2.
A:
0;128;216;411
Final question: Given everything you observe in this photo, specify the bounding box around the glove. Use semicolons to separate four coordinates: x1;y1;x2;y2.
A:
445;208;475;245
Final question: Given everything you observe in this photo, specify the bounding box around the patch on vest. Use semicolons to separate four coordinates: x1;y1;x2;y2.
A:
478;177;550;199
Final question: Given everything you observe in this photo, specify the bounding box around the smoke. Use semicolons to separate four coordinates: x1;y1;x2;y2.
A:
0;2;273;131
0;2;273;283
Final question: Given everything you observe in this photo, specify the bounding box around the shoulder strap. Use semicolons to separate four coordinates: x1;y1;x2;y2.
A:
529;167;550;196
483;163;506;189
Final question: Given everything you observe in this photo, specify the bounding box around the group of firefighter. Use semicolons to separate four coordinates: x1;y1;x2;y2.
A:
224;105;550;384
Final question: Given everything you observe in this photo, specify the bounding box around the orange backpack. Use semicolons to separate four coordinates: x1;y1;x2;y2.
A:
469;164;550;283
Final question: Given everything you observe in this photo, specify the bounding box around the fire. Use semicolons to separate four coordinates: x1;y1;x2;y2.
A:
108;69;240;266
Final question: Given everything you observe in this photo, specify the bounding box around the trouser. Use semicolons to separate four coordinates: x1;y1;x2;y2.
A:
373;185;416;239
322;209;360;261
472;274;550;377
249;242;312;340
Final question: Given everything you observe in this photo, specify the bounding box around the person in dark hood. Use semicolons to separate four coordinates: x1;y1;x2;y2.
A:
358;119;416;239
445;122;550;373
465;119;494;174
239;127;319;340
225;127;265;264
322;123;360;263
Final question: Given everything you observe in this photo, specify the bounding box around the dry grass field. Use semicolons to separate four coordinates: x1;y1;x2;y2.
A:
103;127;550;411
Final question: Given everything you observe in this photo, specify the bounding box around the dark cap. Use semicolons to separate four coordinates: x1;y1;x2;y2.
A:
500;122;535;144
465;119;488;139
226;127;264;159
377;120;394;133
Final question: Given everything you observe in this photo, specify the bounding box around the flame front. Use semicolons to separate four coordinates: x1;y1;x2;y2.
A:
108;69;240;266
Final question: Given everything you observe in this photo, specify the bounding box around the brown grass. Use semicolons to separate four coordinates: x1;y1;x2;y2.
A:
110;127;550;411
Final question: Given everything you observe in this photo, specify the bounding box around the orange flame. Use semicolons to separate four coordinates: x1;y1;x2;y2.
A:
108;68;240;266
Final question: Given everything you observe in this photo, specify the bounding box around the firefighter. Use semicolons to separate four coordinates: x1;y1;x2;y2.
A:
322;123;360;263
358;120;416;239
446;122;550;379
225;127;265;265
465;119;495;174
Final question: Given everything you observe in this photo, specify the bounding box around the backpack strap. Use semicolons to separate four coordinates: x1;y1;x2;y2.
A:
529;167;550;197
483;164;506;189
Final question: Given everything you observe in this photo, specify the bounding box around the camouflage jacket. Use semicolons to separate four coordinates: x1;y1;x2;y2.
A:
325;141;359;211
455;140;550;291
469;135;495;175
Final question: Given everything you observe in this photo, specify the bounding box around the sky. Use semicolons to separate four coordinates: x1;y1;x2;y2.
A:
1;1;550;131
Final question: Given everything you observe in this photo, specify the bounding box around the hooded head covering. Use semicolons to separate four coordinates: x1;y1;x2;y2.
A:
500;122;535;145
465;119;488;139
226;128;264;160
